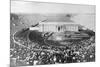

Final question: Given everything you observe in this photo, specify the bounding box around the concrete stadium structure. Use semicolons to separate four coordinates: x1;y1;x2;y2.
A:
39;22;82;32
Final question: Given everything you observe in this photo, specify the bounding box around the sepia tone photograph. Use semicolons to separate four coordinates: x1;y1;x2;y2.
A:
10;0;95;66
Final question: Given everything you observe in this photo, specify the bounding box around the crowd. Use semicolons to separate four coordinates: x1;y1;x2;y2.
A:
10;34;95;66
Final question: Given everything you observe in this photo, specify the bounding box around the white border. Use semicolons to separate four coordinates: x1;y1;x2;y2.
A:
0;0;98;67
11;0;95;5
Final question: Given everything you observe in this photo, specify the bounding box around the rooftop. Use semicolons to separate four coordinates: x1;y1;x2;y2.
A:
39;22;79;25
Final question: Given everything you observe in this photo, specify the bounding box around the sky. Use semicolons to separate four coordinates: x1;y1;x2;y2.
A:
11;0;96;31
11;0;95;14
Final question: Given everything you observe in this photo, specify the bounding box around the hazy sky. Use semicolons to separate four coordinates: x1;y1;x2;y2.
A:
11;0;95;31
11;1;95;14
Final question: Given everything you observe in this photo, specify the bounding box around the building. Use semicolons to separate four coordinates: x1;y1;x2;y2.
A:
39;22;81;32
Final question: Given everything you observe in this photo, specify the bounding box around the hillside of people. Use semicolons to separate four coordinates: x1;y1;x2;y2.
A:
10;27;95;66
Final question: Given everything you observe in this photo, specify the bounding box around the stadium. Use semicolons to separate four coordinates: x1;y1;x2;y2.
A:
10;20;95;66
10;1;95;66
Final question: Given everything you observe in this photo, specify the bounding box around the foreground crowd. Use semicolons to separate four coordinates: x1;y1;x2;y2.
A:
10;35;95;66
